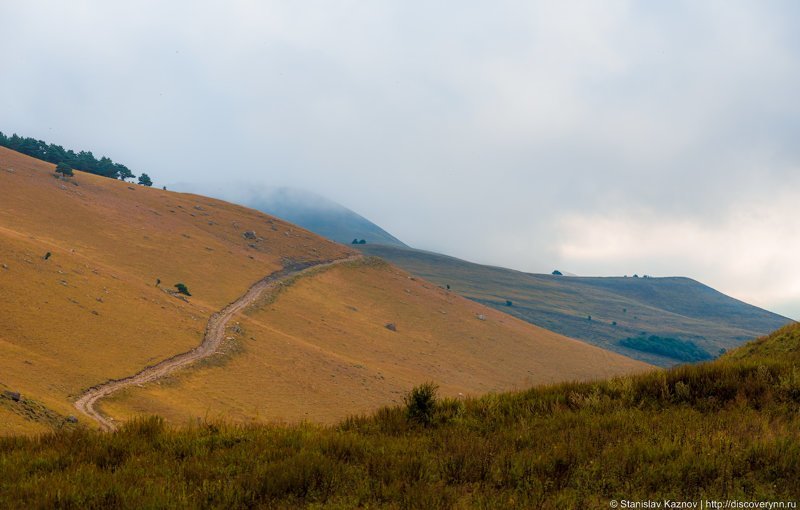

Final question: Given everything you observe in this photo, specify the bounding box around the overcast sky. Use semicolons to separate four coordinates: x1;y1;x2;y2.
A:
2;1;799;319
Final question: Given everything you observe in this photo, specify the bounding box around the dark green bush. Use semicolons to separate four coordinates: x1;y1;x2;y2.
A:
620;335;713;362
405;382;439;427
174;283;191;296
55;162;73;178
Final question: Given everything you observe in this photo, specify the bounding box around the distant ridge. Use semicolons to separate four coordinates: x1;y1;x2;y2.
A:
357;244;794;367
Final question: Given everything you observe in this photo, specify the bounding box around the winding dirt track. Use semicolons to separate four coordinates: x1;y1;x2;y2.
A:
74;256;360;431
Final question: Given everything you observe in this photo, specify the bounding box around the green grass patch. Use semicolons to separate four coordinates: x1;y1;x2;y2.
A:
1;324;799;508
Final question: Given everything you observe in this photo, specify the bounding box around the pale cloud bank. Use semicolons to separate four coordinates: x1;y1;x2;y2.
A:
1;1;798;318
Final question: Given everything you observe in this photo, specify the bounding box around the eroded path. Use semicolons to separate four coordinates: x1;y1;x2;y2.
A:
75;256;360;431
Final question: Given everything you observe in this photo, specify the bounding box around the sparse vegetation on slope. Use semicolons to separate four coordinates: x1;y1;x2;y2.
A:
1;324;799;508
102;257;649;426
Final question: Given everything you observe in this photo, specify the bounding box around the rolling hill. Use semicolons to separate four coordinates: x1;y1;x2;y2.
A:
356;244;793;366
0;146;650;434
213;188;792;367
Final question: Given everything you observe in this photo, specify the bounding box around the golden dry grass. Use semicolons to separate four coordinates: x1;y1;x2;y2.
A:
0;147;351;433
0;408;50;436
104;259;652;425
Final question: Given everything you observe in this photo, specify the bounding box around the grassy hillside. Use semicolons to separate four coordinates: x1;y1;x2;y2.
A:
1;325;798;508
0;146;648;434
100;257;648;425
357;244;793;366
724;323;800;364
0;146;350;432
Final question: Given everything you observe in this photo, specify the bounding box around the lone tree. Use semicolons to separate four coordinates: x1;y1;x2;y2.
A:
117;165;135;181
138;173;153;187
55;162;73;178
174;283;191;296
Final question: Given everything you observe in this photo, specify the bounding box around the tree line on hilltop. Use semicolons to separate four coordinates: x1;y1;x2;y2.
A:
0;131;153;186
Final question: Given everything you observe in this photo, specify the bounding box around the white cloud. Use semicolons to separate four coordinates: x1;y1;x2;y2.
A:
552;190;800;318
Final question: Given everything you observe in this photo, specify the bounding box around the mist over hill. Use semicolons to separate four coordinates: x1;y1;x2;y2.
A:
244;187;408;248
173;184;407;248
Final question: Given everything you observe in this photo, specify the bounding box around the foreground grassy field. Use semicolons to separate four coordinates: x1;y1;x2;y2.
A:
2;324;798;508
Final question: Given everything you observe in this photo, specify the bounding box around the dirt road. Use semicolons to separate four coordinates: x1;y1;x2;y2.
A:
74;256;360;431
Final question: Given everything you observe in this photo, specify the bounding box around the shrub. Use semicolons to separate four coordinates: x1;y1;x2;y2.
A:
138;173;153;187
55;162;73;178
404;383;439;427
174;283;191;296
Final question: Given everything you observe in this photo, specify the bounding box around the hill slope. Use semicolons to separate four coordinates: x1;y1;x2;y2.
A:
0;147;649;433
0;146;352;432
357;244;793;366
724;322;800;364
101;257;648;425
